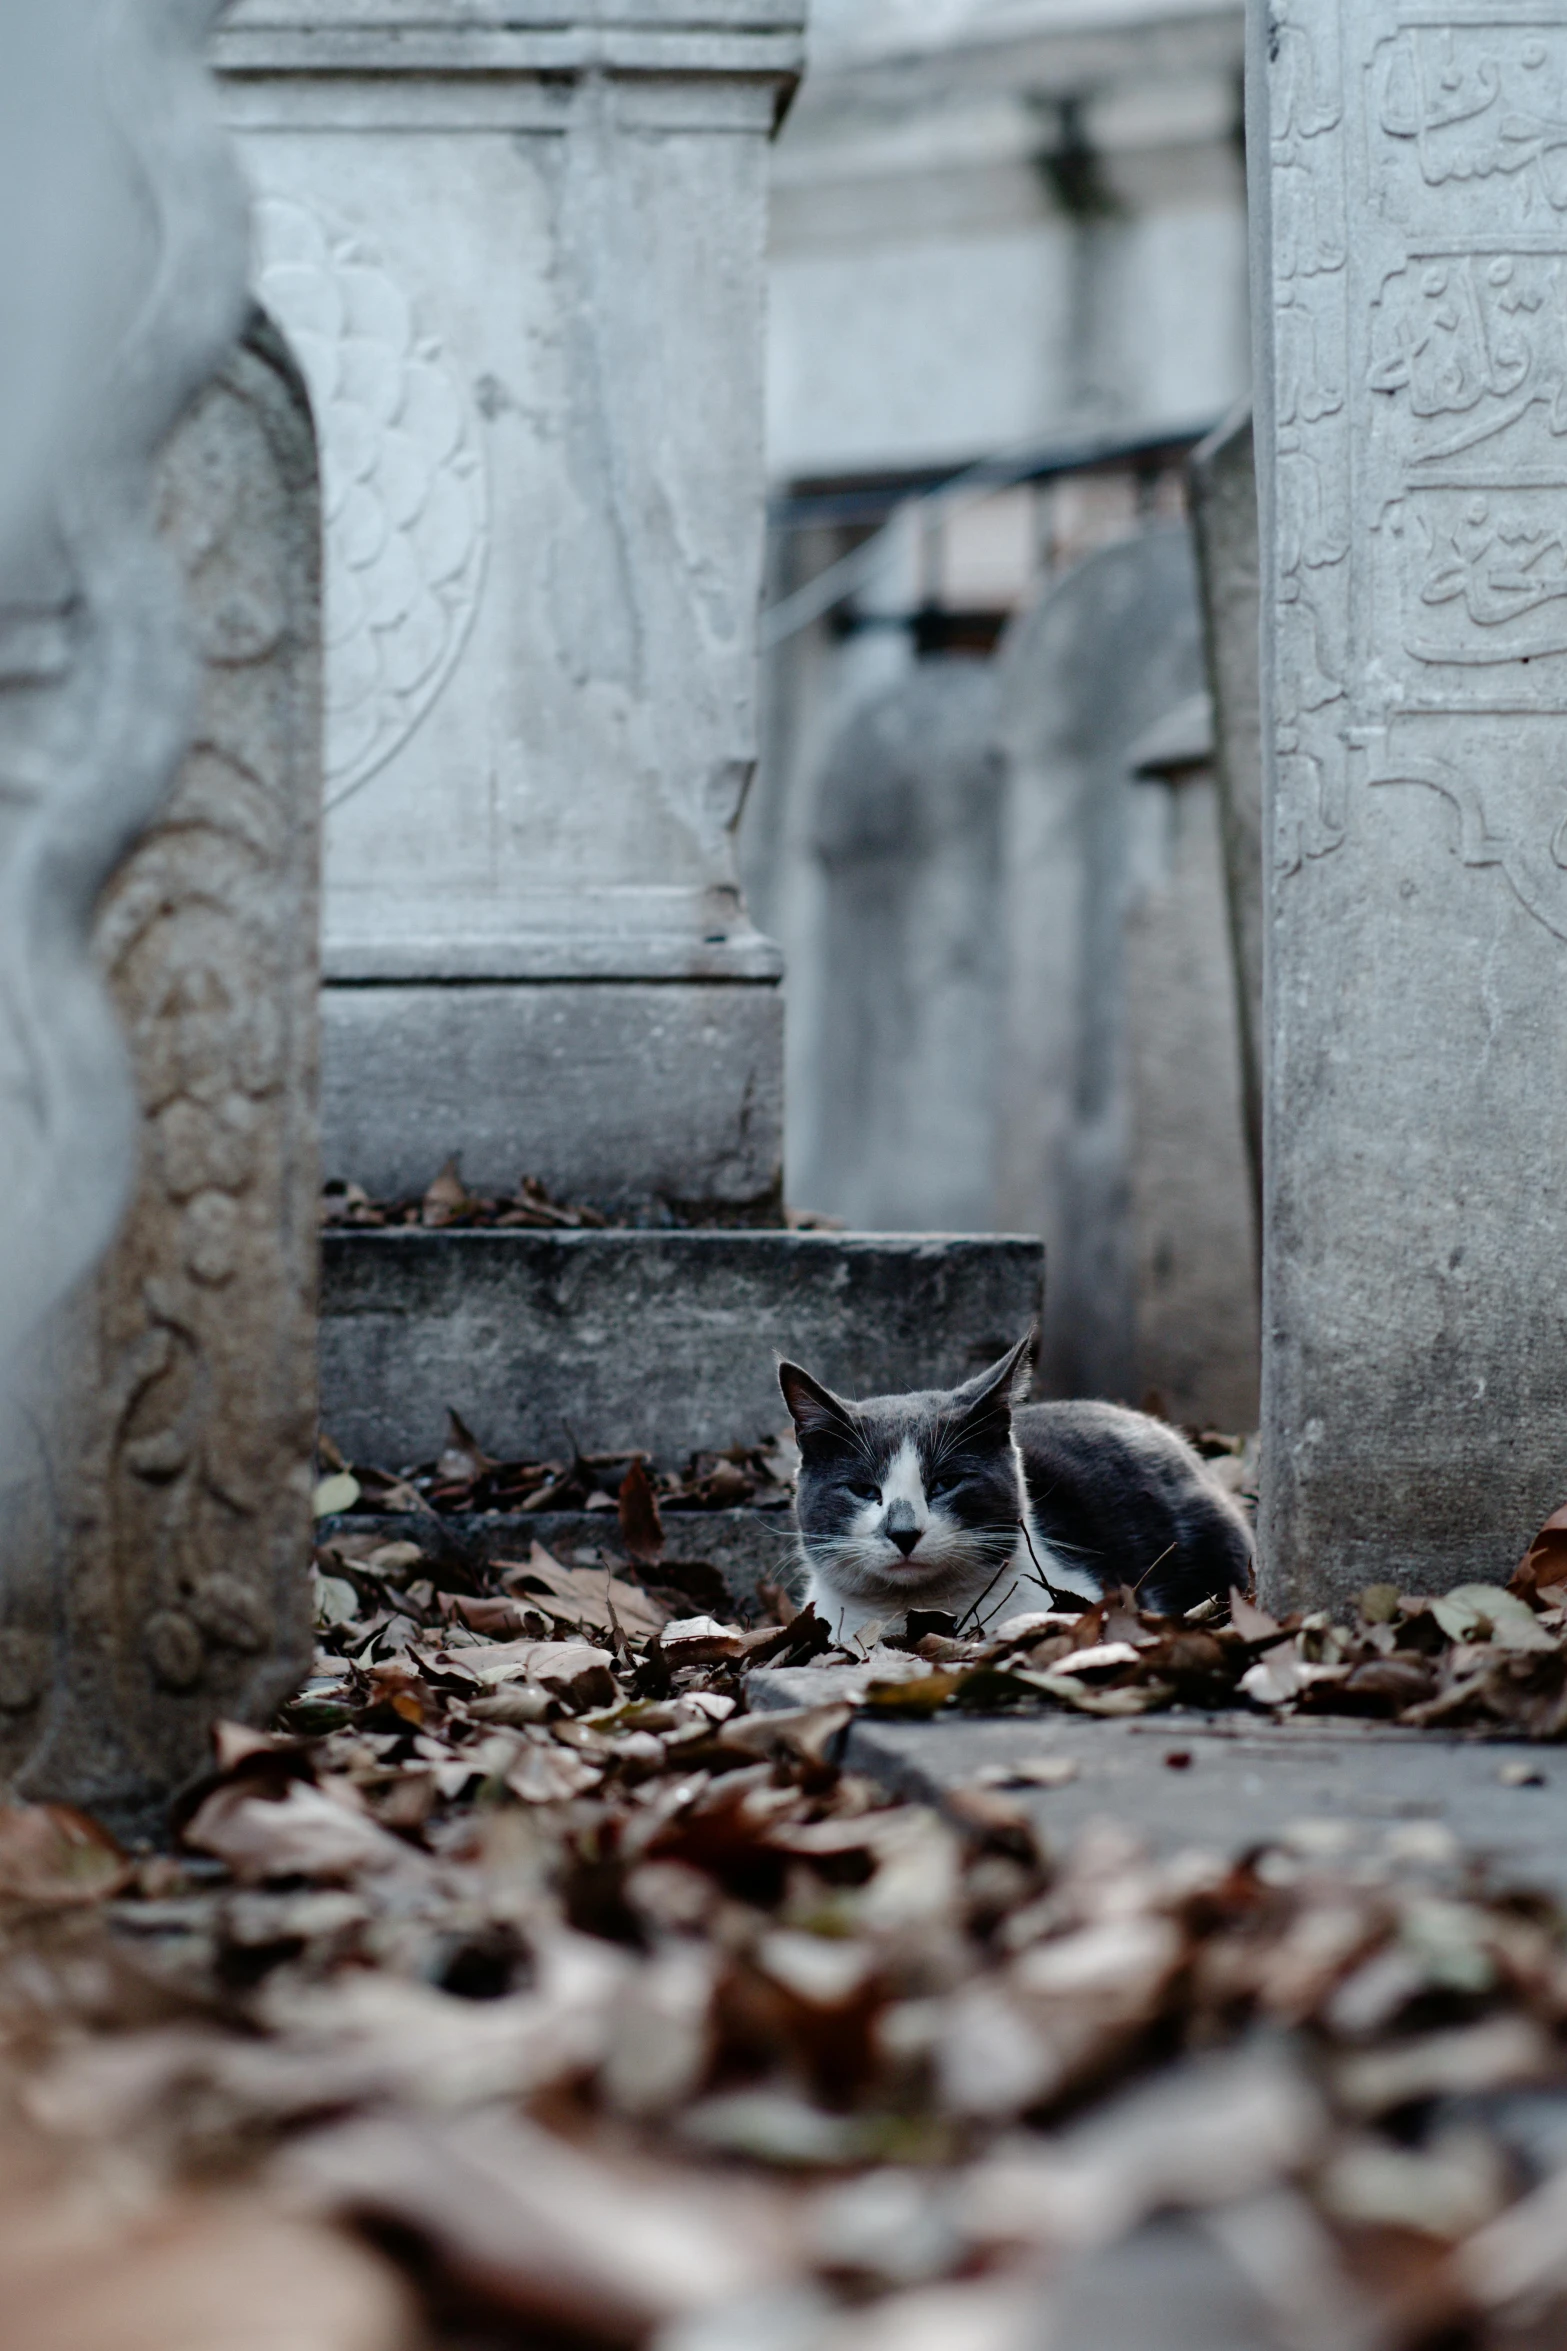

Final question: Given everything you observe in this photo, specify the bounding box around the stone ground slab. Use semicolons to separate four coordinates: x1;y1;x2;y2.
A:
751;1669;1567;1897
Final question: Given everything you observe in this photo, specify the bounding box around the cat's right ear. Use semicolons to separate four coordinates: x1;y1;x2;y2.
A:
950;1328;1036;1431
778;1361;857;1446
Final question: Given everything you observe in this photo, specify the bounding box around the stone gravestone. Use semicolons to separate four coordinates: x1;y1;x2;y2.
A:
805;659;1006;1232
0;316;319;1820
993;526;1208;1404
1189;404;1263;1214
1124;695;1260;1432
1252;0;1567;1603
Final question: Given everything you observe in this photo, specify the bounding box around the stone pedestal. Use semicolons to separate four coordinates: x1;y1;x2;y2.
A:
214;2;803;1215
1251;0;1567;1604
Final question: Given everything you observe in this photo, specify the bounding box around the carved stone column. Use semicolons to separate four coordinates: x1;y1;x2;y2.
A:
215;2;804;1218
1251;0;1567;1604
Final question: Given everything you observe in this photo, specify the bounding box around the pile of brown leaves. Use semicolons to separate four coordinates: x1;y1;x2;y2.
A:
323;1160;610;1231
321;1159;843;1236
318;1417;798;1525
3;1517;1567;2345
839;1555;1567;1743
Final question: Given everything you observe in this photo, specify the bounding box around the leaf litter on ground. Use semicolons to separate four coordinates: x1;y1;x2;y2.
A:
320;1155;842;1238
320;1405;799;1526
9;1504;1567;2343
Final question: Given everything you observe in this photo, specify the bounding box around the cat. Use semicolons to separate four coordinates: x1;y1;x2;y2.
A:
778;1332;1253;1647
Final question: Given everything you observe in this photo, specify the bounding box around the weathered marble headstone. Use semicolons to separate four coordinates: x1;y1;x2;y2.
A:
1189;405;1263;1213
806;660;1005;1232
213;3;804;1219
993;527;1208;1403
0;313;318;1820
1251;0;1567;1602
1123;696;1259;1430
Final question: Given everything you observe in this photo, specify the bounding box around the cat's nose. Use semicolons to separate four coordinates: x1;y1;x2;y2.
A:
885;1503;920;1556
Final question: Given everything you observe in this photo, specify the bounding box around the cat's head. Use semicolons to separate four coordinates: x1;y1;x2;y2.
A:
778;1334;1035;1620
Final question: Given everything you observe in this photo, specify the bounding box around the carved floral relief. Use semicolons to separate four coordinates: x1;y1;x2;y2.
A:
252;194;488;810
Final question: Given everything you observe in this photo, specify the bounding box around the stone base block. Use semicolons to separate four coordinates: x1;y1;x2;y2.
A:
320;1229;1044;1469
322;979;784;1214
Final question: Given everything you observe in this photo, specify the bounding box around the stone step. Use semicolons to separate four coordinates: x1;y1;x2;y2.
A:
319;1228;1042;1470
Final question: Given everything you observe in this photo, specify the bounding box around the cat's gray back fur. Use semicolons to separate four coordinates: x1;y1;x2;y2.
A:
1014;1398;1252;1613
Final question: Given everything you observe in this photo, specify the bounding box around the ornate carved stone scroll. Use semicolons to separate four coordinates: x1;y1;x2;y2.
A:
2;320;320;1820
0;8;311;1821
1254;0;1567;1604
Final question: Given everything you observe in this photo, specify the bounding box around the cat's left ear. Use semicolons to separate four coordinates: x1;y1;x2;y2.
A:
951;1329;1036;1432
778;1359;859;1447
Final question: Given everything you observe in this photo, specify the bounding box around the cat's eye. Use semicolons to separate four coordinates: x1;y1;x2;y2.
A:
928;1469;963;1498
846;1478;881;1502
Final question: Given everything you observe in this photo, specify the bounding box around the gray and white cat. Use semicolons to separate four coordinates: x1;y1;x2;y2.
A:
779;1333;1253;1646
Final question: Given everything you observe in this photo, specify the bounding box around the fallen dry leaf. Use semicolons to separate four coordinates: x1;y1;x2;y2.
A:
0;1805;132;1906
1515;1502;1567;1601
420;1156;472;1229
1;1454;1565;2351
618;1456;665;1566
2;2201;420;2351
183;1780;414;1883
278;2110;790;2343
500;1543;667;1641
659;1615;746;1668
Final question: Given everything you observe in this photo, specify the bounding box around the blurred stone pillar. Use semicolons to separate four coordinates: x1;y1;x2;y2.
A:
216;2;805;1220
0;1;269;1817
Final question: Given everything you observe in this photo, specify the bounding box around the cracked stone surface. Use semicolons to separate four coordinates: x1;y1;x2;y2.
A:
749;1667;1567;1897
